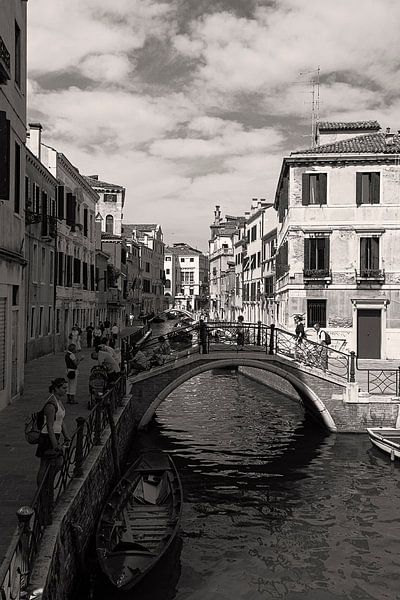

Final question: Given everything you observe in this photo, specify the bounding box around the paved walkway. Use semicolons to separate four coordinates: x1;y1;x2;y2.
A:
0;345;107;565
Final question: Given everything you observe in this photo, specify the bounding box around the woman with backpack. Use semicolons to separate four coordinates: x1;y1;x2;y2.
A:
36;378;70;486
65;343;84;404
313;322;330;372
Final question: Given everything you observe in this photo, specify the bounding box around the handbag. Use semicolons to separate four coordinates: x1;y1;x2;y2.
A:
67;370;76;380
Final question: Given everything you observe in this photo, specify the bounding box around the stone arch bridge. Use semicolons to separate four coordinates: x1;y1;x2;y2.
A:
128;322;400;433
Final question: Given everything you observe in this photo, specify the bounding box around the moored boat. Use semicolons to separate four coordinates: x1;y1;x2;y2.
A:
96;452;183;591
367;427;400;460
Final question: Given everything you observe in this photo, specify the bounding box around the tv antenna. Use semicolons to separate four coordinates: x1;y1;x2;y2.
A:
298;67;320;148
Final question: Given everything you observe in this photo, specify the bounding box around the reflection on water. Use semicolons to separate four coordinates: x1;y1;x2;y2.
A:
89;370;400;600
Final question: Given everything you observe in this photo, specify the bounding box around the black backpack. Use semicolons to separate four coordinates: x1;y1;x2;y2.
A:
324;331;332;345
25;398;58;444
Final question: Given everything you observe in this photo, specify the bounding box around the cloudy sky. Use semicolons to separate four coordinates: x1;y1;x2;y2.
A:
28;0;400;250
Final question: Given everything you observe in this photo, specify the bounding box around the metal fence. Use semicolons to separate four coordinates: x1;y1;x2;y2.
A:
0;374;126;600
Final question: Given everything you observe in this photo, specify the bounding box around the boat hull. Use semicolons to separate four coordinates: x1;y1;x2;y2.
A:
96;452;183;591
367;428;400;459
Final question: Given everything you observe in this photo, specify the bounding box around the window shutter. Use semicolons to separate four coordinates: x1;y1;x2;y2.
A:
302;173;310;206
371;237;379;269
323;237;330;270
356;173;363;205
360;238;367;269
304;238;310;270
0;112;10;200
318;173;327;205
371;172;380;204
57;186;64;219
66;193;76;226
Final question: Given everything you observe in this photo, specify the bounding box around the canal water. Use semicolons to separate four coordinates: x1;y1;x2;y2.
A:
88;369;400;600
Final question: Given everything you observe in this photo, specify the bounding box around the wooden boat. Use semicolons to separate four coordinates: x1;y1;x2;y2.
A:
151;316;165;323
367;427;400;460
96;452;183;591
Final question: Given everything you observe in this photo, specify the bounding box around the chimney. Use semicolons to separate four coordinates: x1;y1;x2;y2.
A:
214;205;221;226
27;123;42;159
385;126;395;146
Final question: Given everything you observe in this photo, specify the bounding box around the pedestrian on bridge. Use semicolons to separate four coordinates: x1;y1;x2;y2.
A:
294;315;306;361
199;319;208;354
237;315;245;351
314;323;329;372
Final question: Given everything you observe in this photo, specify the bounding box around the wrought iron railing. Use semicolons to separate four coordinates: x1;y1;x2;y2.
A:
366;369;400;395
303;268;331;280
0;374;126;600
355;268;385;281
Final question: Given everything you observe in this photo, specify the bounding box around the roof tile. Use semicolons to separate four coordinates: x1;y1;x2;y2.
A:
292;132;400;155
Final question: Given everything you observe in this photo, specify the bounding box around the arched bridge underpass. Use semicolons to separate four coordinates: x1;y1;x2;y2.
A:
126;321;400;432
129;352;352;433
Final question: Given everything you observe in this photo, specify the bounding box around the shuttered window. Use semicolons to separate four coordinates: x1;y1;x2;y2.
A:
302;173;327;205
73;258;81;284
0;298;6;390
14;142;20;213
360;237;379;271
356;173;380;205
57;186;65;220
304;237;330;272
66;193;76;226
66;256;73;287
0;112;10;200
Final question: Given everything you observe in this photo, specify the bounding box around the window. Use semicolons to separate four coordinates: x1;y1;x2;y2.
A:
250;254;256;269
189;272;194;283
83;207;88;237
180;258;185;262
57;186;64;219
41;247;46;283
302;173;327;205
104;193;117;202
0;112;10;200
165;279;171;289
49;251;54;284
105;215;114;234
15;21;21;88
250;282;256;301
57;252;64;286
145;262;150;273
356;173;380;205
251;225;257;242
34;183;40;213
66;255;73;287
275;241;288;279
48;306;52;334
56;309;60;334
66;193;76;226
304;237;330;277
165;256;171;261
73;258;81;284
143;279;151;293
166;268;170;274
39;306;44;337
30;306;36;339
32;244;38;283
190;257;194;262
41;191;48;236
25;176;29;209
360;237;380;276
14;142;20;213
264;277;274;297
257;251;261;268
307;300;326;328
12;285;19;305
82;262;88;289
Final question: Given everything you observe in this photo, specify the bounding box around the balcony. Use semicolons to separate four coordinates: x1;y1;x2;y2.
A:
355;268;385;283
0;37;11;85
303;268;332;282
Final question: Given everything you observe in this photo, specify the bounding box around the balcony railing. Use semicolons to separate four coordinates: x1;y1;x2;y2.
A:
303;268;332;281
355;268;385;282
0;37;11;85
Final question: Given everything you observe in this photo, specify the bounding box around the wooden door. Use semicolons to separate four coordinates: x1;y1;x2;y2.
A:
357;309;381;359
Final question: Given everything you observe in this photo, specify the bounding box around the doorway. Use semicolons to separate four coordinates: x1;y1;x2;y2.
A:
357;309;381;359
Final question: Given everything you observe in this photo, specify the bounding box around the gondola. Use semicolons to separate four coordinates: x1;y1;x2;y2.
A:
367;427;400;460
96;452;183;591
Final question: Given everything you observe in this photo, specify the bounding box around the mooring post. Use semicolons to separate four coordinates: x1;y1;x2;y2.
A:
106;400;121;480
94;399;103;446
257;321;261;346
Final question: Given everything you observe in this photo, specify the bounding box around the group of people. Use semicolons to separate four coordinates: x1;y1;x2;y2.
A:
86;320;119;349
129;336;172;373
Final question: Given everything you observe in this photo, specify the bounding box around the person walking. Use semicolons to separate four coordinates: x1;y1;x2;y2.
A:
65;343;84;404
199;319;208;354
111;322;119;347
36;378;70;486
313;322;329;372
151;335;172;366
96;343;121;384
236;315;245;351
103;318;111;340
93;324;102;347
86;323;94;348
294;315;306;361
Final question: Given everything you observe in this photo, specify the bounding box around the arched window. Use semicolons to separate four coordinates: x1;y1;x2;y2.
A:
105;215;114;234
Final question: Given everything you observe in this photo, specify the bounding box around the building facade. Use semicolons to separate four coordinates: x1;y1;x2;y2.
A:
170;243;208;313
164;247;181;308
25;144;58;361
208;206;244;321
274;120;400;359
0;0;27;407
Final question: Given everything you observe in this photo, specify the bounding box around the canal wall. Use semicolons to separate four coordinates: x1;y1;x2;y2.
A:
29;388;142;600
239;366;400;433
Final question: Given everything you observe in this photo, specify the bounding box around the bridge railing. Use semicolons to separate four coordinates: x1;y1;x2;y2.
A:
0;373;126;600
205;321;269;351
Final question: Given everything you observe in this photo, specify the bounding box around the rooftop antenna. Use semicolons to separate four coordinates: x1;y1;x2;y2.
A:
298;67;320;148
